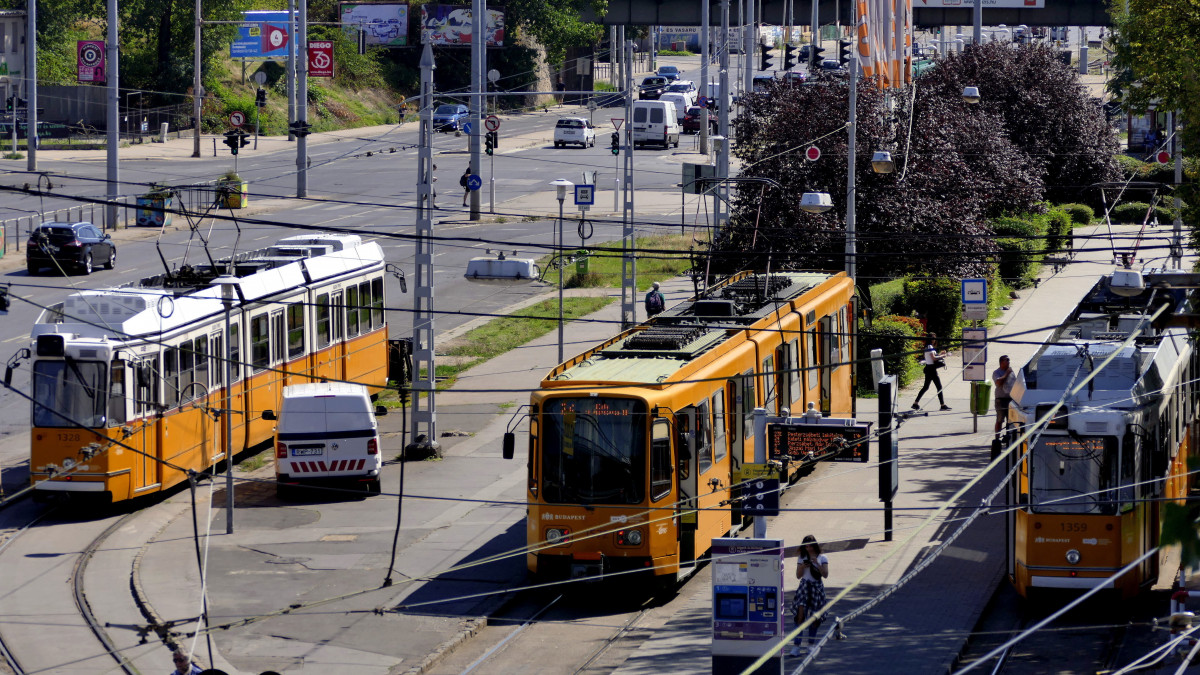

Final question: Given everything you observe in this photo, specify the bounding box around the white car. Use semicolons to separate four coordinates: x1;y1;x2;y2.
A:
553;117;596;148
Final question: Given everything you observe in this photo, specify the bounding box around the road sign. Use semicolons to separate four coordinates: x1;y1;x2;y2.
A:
1157;150;1171;164
229;111;246;128
467;174;483;191
805;146;821;161
485;115;500;132
697;95;709;108
308;40;334;78
574;184;595;206
462;122;472;135
611;118;624;131
961;278;987;304
252;71;268;85
962;327;987;381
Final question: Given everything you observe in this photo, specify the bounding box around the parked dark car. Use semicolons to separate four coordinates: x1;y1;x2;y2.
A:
639;76;669;100
683;106;718;135
27;221;116;276
432;103;469;132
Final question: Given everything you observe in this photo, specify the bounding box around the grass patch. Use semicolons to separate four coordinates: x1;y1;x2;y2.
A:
238;449;271;472
434;295;613;388
539;232;701;291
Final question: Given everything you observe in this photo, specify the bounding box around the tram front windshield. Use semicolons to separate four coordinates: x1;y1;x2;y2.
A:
32;359;107;428
1029;435;1118;515
541;397;647;505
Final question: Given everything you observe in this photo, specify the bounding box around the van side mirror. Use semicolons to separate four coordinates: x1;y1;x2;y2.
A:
375;405;388;417
502;432;515;460
262;410;276;421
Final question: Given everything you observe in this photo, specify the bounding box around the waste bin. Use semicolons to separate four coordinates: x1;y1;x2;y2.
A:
970;381;993;416
575;249;590;276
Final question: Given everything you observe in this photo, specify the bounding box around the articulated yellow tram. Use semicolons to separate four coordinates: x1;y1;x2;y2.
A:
25;233;389;504
518;271;857;583
1006;270;1199;598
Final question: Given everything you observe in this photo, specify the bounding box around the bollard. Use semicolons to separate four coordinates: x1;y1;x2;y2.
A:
213;138;217;157
160;123;169;143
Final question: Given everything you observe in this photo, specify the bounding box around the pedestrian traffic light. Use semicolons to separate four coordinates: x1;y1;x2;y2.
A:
485;130;495;155
838;40;853;67
810;45;825;68
223;130;241;155
783;44;797;71
255;88;267;108
610;132;620;155
759;44;774;72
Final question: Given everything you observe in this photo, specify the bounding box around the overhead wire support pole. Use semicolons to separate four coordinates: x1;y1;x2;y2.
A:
717;0;731;234
411;42;438;453
26;0;36;170
469;0;483;220
297;0;309;198
287;0;297;141
193;0;202;157
105;0;119;233
846;49;857;281
700;0;710;156
620;36;637;330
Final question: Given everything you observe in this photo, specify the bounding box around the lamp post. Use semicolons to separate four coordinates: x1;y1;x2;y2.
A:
551;178;574;364
214;276;240;534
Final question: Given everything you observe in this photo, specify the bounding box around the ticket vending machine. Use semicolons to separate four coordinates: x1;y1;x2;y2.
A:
711;537;785;675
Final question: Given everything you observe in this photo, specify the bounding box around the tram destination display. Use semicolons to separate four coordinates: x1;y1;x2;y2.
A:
767;421;872;463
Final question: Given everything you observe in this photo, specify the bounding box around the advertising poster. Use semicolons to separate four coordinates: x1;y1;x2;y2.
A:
340;3;409;47
231;11;293;59
77;40;106;83
308;41;335;77
420;5;504;47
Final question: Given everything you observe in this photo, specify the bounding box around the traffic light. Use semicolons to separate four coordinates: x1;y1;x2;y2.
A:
4;96;10;112
810;45;825;68
610;132;620;155
485;130;495;155
239;131;250;149
223;130;241;155
288;120;312;138
255;88;267;108
838;40;853;68
759;44;774;72
783;44;797;71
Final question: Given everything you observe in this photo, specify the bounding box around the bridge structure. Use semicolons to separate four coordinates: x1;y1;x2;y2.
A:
584;0;1112;28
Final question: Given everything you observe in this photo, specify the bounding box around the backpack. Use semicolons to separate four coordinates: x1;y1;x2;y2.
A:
647;291;663;313
459;173;469;188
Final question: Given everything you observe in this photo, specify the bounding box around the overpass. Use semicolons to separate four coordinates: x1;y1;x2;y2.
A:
583;0;1112;28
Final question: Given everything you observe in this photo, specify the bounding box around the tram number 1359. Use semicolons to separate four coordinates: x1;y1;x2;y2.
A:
1060;522;1087;533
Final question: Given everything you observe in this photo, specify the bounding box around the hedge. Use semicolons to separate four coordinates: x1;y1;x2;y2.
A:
1108;201;1176;224
1059;203;1094;225
858;315;922;390
869;278;907;317
1045;208;1073;252
904;278;961;341
990;217;1047;289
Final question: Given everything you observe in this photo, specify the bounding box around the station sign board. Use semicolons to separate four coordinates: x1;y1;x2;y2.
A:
767;420;872;464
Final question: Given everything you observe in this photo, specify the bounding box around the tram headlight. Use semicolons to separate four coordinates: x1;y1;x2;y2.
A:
616;528;643;547
1065;549;1081;565
545;528;570;545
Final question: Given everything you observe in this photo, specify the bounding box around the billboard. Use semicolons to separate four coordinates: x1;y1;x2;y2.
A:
420;5;503;47
77;40;106;83
308;41;335;77
231;11;293;59
916;0;1044;6
340;2;409;47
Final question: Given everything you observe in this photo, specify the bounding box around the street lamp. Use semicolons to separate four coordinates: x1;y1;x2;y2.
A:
871;150;895;174
550;178;574;364
962;86;982;104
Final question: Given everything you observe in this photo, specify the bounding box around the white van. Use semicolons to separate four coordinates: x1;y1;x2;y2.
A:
263;382;388;495
658;93;691;124
632;100;681;149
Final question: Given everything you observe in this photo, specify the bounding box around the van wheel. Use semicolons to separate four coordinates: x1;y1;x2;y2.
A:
276;483;293;500
672;136;680;148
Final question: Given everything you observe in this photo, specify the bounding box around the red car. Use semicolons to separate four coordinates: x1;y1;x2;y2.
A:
682;106;717;135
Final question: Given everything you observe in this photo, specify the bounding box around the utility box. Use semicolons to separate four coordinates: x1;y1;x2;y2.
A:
970;381;993;416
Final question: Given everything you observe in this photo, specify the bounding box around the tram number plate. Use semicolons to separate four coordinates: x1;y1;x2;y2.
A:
291;446;324;456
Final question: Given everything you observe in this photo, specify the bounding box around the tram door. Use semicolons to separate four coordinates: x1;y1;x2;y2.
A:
132;357;161;491
819;316;833;415
676;407;700;571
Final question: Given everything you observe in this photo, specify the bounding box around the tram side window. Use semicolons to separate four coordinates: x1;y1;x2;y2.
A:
741;370;755;433
250;315;270;372
761;356;776;414
210;334;223;387
787;339;801;407
372;278;384;328
287;302;305;359
346;285;361;338
108;360;127;426
528;405;539;496
229;322;241;381
651;418;672;502
697;400;713;475
805;328;818;391
163;347;179;408
271;313;285;364
359;281;372;331
193;337;209;392
133;359;158;416
316;293;331;349
332;291;344;341
712;391;727;463
178;340;195;404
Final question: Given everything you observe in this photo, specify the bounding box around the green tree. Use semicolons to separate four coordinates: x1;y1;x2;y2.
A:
503;0;605;67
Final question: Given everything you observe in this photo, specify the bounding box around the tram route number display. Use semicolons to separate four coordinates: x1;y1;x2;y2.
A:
767;421;872;464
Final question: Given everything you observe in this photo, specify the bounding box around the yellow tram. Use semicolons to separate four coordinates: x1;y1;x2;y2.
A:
24;233;389;504
518;271;856;582
1006;271;1199;598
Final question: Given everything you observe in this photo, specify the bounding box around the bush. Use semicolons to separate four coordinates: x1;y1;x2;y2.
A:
1045;209;1073;252
1108;201;1176;224
858;315;922;390
1059;203;1094;225
869;279;906;317
903;278;961;341
991;217;1046;288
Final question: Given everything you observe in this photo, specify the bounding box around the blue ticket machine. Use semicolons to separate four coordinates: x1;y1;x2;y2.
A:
711;537;785;675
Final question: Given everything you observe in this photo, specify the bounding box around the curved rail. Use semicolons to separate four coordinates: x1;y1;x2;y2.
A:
72;513;142;675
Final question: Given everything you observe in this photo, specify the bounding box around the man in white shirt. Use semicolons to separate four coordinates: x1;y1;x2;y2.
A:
992;355;1015;433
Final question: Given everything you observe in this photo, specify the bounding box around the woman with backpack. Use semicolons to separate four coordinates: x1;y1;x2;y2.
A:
460;167;471;206
911;333;951;411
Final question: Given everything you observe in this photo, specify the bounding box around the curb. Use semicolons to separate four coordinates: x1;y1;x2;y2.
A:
398;617;486;675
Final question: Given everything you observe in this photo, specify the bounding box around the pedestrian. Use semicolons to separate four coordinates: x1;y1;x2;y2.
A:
645;281;665;316
460;166;471;207
912;332;951;411
555;78;566;105
1144;127;1159;153
992;355;1015;433
789;534;829;657
170;649;203;675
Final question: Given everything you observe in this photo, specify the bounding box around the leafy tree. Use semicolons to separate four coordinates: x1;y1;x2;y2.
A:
917;42;1120;203
503;0;605;67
